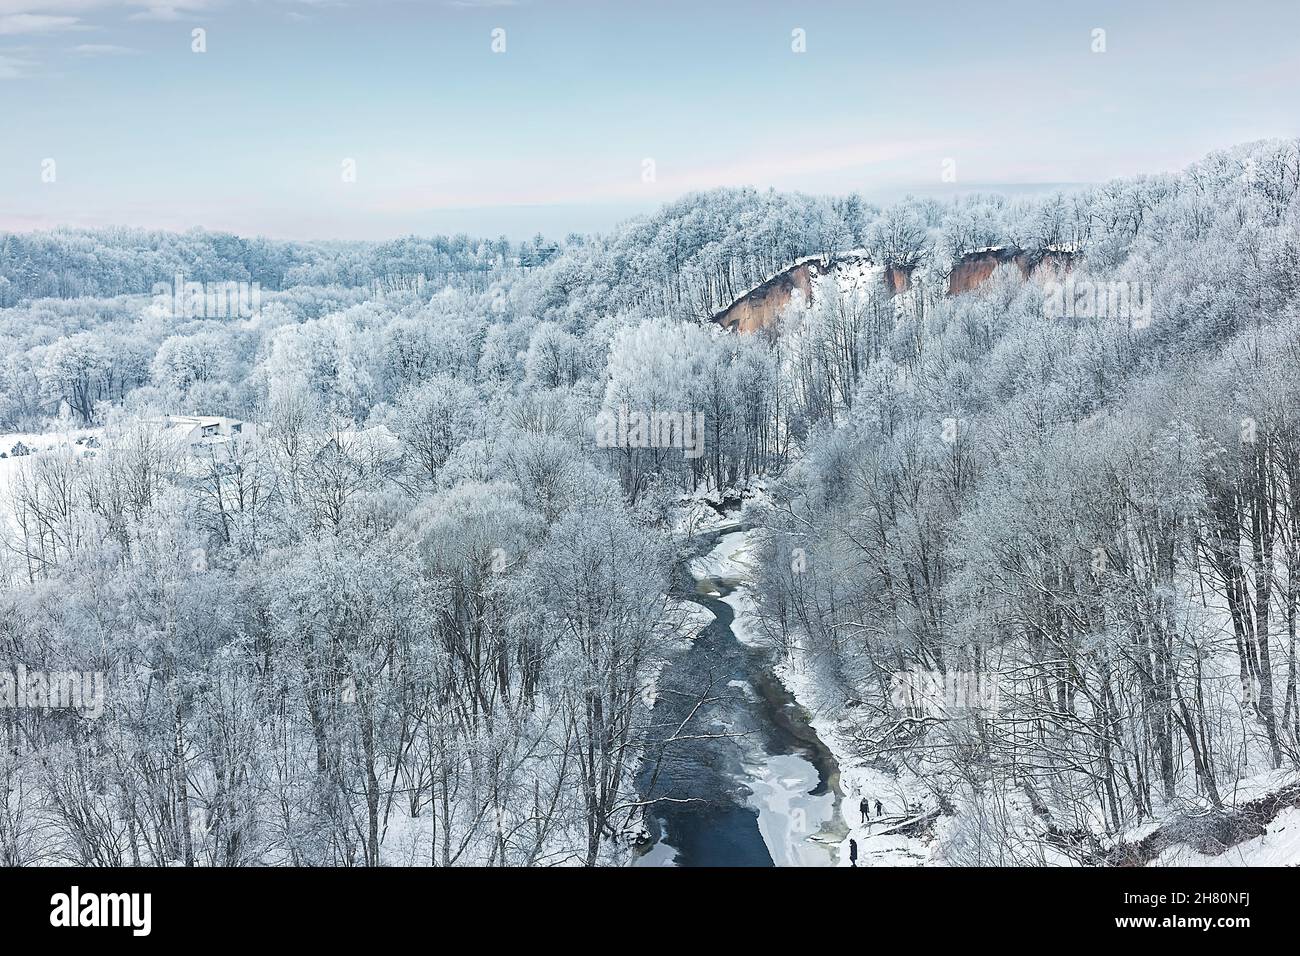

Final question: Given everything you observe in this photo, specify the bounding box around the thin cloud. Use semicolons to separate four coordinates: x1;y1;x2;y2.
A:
70;41;136;53
127;4;197;21
0;13;84;32
374;138;960;212
0;3;110;10
0;51;38;76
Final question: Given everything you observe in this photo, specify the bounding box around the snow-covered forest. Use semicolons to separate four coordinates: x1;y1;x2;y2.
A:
2;138;1299;867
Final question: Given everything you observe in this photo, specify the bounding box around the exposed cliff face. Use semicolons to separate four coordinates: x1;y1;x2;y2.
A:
712;259;819;334
711;252;886;334
946;247;1075;295
884;265;913;295
712;247;1077;334
1031;249;1075;284
947;248;1016;295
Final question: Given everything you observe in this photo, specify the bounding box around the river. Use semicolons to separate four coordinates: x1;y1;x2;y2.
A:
634;522;847;866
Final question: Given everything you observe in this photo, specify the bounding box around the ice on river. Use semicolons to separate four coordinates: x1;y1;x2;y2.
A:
688;529;754;583
743;752;837;866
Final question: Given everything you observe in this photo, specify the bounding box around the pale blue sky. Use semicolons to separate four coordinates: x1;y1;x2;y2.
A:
2;0;1297;239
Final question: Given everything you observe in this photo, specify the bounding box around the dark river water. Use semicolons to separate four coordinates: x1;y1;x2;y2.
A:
634;524;846;867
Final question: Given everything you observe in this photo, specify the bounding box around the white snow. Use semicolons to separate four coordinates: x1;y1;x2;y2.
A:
633;838;679;867
0;426;104;533
687;528;753;581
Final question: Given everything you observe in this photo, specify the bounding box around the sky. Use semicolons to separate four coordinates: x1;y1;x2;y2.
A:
1;0;1297;240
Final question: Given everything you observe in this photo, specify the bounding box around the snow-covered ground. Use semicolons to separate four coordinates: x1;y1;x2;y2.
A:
670;480;767;543
820;253;884;304
0;426;104;531
0;426;101;459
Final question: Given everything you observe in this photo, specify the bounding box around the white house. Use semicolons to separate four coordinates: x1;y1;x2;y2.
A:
149;415;250;448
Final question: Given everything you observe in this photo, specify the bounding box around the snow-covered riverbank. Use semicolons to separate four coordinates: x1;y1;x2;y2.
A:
633;514;843;866
713;518;1300;868
711;521;939;866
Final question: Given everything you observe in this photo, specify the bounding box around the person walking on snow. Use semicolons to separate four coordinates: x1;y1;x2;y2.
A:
859;796;870;823
874;798;883;818
848;838;859;867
